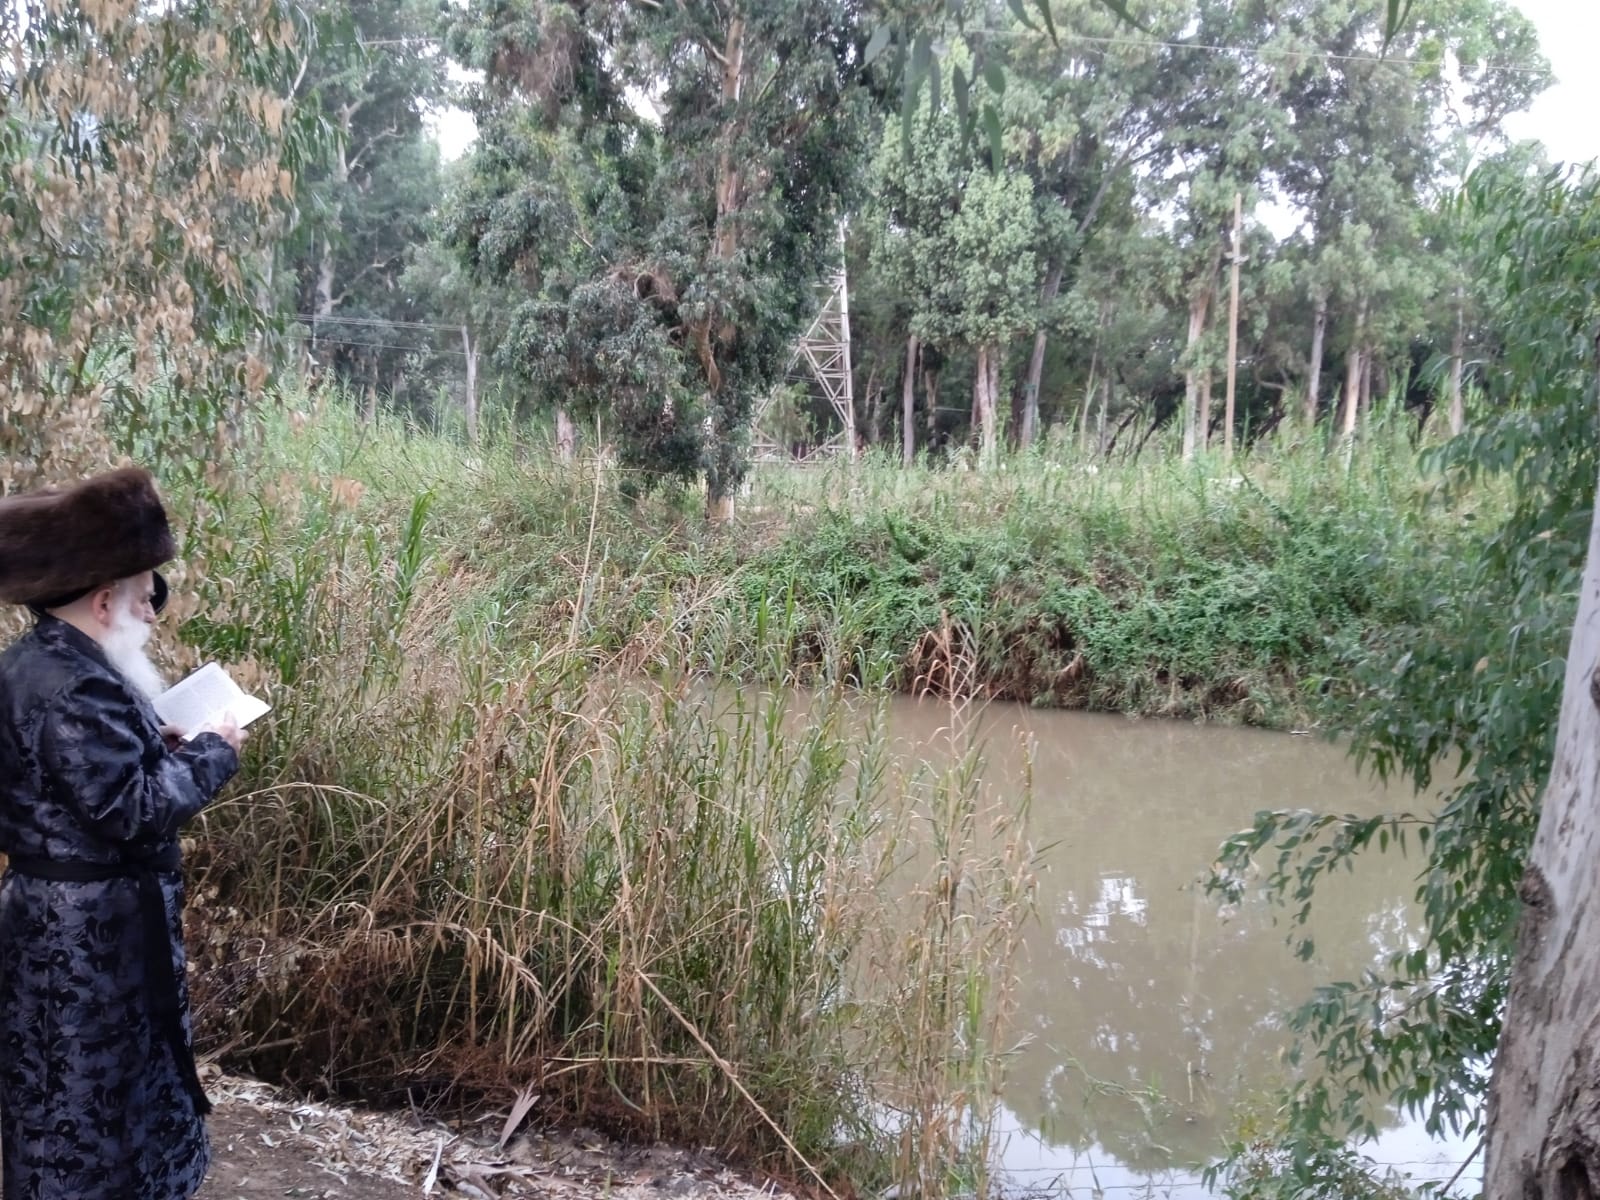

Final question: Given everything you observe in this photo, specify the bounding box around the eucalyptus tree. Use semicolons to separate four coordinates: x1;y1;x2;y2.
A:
1273;0;1547;442
279;0;450;410
445;0;871;511
994;0;1191;449
1479;177;1600;1200
865;58;1042;469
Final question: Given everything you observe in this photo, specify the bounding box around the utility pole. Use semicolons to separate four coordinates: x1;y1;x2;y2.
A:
1224;192;1243;463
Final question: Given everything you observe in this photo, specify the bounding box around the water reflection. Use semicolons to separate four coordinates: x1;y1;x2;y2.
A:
870;699;1445;1182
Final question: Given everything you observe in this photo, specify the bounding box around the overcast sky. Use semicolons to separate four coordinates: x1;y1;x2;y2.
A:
431;2;1598;167
1504;0;1599;165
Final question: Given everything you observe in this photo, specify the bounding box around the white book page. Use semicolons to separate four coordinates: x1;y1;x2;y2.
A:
153;662;271;739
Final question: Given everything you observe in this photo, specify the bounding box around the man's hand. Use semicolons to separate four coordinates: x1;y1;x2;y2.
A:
159;724;185;752
211;716;246;754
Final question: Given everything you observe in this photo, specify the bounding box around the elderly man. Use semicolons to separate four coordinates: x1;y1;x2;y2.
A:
0;466;244;1199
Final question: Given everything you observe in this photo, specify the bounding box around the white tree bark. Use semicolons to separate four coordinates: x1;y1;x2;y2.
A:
1182;293;1209;461
1341;301;1367;441
554;406;576;462
977;344;1000;471
1484;345;1600;1198
1020;261;1064;449
1449;296;1466;437
1306;293;1327;429
461;326;478;446
902;333;919;467
312;106;352;339
1223;192;1243;461
1076;346;1098;455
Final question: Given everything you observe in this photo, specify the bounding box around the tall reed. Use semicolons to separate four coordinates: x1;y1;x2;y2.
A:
175;404;1037;1195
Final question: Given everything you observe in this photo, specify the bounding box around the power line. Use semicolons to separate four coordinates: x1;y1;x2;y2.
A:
332;31;1547;77
295;313;466;332
965;29;1547;76
290;331;470;357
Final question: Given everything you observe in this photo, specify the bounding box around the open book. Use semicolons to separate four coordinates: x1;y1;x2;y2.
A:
153;662;271;740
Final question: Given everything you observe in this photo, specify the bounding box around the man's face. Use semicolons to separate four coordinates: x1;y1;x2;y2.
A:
116;570;159;631
97;571;165;701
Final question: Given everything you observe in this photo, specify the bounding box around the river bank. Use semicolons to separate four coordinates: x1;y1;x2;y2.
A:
197;1071;795;1200
209;401;1471;728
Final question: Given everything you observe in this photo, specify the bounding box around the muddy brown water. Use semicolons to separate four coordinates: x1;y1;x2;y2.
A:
866;697;1475;1197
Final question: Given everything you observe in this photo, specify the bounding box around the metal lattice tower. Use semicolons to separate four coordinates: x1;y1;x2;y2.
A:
753;227;856;463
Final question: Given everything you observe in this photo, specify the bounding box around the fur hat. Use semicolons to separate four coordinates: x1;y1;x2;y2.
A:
0;467;176;607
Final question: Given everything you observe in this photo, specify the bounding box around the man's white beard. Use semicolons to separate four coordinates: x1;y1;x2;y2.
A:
101;607;165;702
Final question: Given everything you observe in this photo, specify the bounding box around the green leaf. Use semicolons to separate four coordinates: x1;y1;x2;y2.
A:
983;104;1003;173
910;32;931;90
927;51;941;119
1034;0;1058;44
952;65;971;145
1090;0;1148;33
901;35;931;161
900;82;914;161
862;24;892;67
1383;0;1417;49
983;59;1005;97
1006;0;1038;33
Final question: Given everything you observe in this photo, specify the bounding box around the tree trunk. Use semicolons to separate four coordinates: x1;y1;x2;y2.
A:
554;406;575;462
988;345;1002;464
1182;288;1212;460
1359;347;1374;429
924;367;939;436
1449;296;1466;437
1097;374;1110;457
312;109;351;347
1306;294;1327;429
903;334;919;467
1020;260;1064;449
1341;343;1361;439
865;367;882;448
461;326;479;446
970;359;982;452
1181;241;1224;461
314;237;336;332
1077;347;1098;455
1483;346;1600;1198
1223;192;1243;461
976;344;1000;471
1341;301;1367;440
700;15;746;522
1197;373;1213;454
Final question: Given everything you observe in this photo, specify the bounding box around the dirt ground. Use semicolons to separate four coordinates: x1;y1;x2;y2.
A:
196;1073;795;1200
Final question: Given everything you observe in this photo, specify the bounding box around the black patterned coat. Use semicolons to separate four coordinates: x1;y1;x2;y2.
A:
0;616;238;1199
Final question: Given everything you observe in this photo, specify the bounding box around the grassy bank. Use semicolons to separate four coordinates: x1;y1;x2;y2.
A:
161;397;1469;1191
207;399;1466;729
736;441;1458;726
